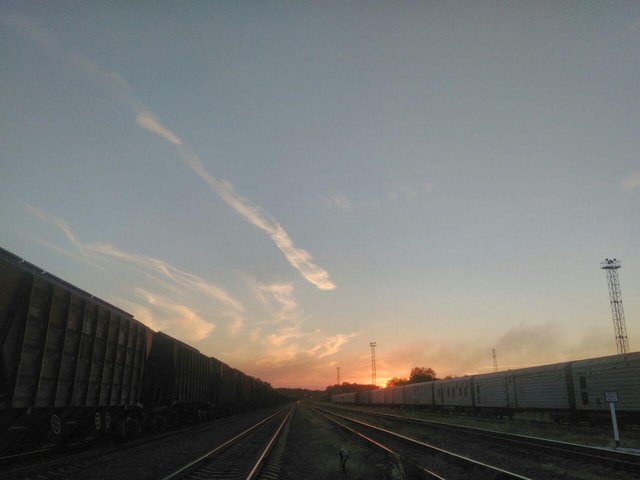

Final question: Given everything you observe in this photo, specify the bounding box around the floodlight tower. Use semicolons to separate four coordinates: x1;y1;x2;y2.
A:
336;366;340;386
370;342;377;386
601;258;629;354
492;348;498;372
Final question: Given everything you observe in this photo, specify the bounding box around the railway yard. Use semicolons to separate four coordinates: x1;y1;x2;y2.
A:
0;400;639;479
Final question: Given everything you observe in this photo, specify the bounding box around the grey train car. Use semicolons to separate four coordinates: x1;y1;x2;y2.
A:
0;247;285;454
332;352;640;425
0;247;152;450
142;332;224;429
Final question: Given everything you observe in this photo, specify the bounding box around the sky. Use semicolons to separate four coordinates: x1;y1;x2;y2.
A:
1;2;639;389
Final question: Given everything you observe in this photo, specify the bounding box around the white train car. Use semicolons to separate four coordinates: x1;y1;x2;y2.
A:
404;382;434;405
391;385;405;404
434;377;473;408
571;352;640;423
330;352;640;424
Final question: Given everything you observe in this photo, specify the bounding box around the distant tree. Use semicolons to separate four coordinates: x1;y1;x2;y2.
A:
386;377;410;387
442;374;456;380
409;367;438;383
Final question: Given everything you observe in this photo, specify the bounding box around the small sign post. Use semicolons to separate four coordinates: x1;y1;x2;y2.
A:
605;391;620;447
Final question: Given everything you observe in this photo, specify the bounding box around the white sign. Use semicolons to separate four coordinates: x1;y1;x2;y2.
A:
605;391;618;403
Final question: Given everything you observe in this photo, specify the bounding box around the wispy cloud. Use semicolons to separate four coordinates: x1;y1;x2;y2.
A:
621;171;640;190
255;282;300;324
6;14;335;291
224;279;356;373
323;192;353;211
136;112;182;145
387;181;434;201
86;241;244;311
308;333;358;359
136;110;335;292
135;288;215;341
27;205;240;341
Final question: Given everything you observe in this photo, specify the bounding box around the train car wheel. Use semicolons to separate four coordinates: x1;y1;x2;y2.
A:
93;412;102;432
50;414;62;436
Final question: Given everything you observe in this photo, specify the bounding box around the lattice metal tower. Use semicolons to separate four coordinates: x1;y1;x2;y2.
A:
336;366;340;386
370;342;377;386
492;348;498;372
601;258;629;354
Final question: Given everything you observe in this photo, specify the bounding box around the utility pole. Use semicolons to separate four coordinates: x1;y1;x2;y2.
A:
336;366;340;386
492;348;498;372
601;258;630;354
370;342;377;387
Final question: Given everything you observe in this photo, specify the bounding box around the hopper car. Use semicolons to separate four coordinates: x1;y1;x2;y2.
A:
0;247;284;454
332;353;640;425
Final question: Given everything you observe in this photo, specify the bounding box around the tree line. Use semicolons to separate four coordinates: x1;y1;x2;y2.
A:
324;367;444;399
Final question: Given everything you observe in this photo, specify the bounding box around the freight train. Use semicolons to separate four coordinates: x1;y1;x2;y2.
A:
0;247;285;454
332;352;640;425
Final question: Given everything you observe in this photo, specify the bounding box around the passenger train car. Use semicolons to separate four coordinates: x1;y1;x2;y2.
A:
0;247;284;454
332;353;640;425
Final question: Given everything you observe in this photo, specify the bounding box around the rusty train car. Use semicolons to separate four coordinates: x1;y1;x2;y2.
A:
0;247;283;454
332;353;640;425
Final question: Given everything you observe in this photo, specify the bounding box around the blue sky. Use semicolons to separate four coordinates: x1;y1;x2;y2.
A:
1;2;639;388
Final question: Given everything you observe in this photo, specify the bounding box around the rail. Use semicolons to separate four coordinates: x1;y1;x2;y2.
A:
161;405;294;480
313;405;530;479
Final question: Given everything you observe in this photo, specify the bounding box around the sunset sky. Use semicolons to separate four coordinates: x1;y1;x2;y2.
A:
1;2;639;389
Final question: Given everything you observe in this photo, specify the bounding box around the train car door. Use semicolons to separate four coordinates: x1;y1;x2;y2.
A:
506;376;517;408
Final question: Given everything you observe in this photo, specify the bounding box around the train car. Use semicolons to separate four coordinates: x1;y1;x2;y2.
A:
331;353;640;425
391;385;405;404
0;247;152;451
142;332;216;429
355;390;371;404
571;352;640;424
472;371;510;413
508;362;571;411
331;392;356;403
404;382;434;405
434;377;473;409
0;247;287;454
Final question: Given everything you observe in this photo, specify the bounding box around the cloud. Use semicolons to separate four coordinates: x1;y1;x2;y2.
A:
136;112;182;145
7;15;335;291
621;172;640;190
26;205;87;254
309;333;358;359
86;242;244;311
136;289;215;341
255;283;299;323
323;193;353;211
27;206;241;341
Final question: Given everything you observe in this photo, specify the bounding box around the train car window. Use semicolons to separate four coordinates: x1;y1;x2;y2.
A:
579;376;587;389
464;386;468;396
476;385;480;403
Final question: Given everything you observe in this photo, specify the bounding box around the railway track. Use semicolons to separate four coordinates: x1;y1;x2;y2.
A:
312;405;528;479
319;403;640;478
0;406;290;480
161;405;294;480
